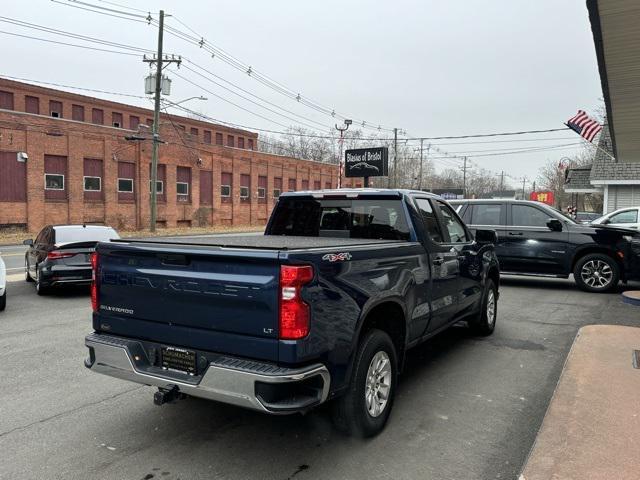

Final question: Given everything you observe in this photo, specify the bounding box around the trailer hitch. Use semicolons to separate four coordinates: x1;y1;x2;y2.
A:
153;385;184;405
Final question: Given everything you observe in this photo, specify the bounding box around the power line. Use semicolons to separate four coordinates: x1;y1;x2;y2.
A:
0;74;147;99
49;0;150;22
0;29;141;56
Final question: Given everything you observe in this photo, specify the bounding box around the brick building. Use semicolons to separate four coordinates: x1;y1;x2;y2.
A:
0;78;348;232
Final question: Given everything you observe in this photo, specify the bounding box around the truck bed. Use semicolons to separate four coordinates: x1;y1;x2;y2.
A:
118;234;402;250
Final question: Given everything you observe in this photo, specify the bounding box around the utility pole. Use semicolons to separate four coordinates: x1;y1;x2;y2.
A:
335;119;352;188
418;139;424;190
460;156;469;197
142;9;181;232
393;128;398;188
521;176;528;199
496;170;505;192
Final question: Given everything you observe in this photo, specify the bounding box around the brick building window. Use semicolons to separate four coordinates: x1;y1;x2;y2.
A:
325;181;332;189
238;137;245;149
149;163;166;203
0;91;13;110
227;135;234;147
215;132;223;145
258;175;267;203
0;151;27;202
200;170;213;205
314;180;321;190
25;96;39;114
129;115;140;130
248;138;254;150
288;178;296;191
83;158;103;201
112;112;123;128
177;166;191;202
44;155;67;201
190;127;198;137
49;100;63;118
203;130;212;144
117;162;135;202
273;177;282;198
302;179;309;190
72;104;84;122
221;172;232;203
92;108;104;125
240;174;250;202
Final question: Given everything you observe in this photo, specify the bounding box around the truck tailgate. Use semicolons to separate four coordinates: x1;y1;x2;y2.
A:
95;242;280;360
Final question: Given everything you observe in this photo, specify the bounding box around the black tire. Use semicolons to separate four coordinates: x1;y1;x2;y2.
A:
25;258;33;282
35;267;48;296
469;279;497;336
573;253;620;293
0;291;6;311
331;329;398;438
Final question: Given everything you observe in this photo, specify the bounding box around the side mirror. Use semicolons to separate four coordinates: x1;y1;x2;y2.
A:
23;239;34;246
475;229;498;244
547;218;563;232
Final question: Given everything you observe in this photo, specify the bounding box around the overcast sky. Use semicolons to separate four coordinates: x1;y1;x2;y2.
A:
3;0;603;188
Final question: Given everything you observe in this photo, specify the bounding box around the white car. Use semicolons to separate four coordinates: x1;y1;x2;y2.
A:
0;255;6;311
591;207;640;230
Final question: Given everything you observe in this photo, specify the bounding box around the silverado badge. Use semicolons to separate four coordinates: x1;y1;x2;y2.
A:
322;252;352;262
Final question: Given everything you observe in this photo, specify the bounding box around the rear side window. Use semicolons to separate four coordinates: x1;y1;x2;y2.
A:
471;204;503;225
269;199;410;240
609;209;638;224
414;198;444;243
511;205;550;227
435;201;469;243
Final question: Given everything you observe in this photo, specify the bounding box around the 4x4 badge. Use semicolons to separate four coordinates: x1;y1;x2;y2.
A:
322;252;352;262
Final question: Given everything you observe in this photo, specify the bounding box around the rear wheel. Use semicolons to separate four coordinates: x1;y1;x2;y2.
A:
0;291;6;311
573;253;619;293
331;329;397;437
469;279;497;336
35;267;48;296
25;258;33;282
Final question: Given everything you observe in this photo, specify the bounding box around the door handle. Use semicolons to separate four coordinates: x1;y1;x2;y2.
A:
433;257;444;266
508;232;523;236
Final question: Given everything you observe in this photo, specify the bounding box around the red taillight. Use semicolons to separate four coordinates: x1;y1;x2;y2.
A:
279;265;314;340
47;250;76;260
90;252;99;312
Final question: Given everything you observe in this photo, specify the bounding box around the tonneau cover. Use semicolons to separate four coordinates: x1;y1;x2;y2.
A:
117;234;403;250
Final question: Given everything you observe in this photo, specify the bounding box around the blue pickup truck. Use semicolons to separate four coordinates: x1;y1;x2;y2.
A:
85;189;500;437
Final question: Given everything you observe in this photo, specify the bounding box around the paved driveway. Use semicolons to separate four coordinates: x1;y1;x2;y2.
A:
0;272;638;480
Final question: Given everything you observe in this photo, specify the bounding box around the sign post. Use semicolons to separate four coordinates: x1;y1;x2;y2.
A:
344;147;389;187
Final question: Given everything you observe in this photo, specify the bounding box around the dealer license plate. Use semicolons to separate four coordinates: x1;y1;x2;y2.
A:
161;346;196;375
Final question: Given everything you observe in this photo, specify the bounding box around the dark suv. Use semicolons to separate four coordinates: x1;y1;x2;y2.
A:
449;199;640;292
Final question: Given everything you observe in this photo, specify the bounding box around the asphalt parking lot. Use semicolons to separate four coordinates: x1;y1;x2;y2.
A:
1;250;639;480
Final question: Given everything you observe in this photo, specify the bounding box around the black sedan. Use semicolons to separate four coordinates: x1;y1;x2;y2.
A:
24;225;119;295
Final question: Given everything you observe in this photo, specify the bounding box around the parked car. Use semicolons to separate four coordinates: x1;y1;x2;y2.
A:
590;207;640;230
0;255;6;311
575;211;602;224
24;225;120;295
85;189;500;437
449;199;640;292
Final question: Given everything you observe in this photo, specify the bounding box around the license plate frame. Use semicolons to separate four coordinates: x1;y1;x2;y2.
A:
161;346;197;375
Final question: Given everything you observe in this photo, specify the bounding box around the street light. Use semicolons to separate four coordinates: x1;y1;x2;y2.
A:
162;96;207;107
336;119;352;188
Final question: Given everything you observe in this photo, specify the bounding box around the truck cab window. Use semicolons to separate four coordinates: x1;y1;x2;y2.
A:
269;199;410;240
414;198;444;243
435;201;469;243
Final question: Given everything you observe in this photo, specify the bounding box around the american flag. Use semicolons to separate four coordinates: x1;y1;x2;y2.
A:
566;110;602;142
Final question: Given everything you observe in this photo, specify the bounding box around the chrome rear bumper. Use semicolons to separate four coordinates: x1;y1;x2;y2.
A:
84;333;330;414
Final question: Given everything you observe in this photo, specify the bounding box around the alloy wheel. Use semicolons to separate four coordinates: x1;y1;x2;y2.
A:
580;260;613;289
365;351;392;418
486;289;496;325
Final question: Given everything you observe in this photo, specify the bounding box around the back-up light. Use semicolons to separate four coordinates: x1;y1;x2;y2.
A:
47;250;76;260
90;252;99;312
279;265;314;340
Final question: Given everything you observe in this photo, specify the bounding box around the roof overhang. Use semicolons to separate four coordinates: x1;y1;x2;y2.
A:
565;187;603;193
590;179;640;185
587;0;640;162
